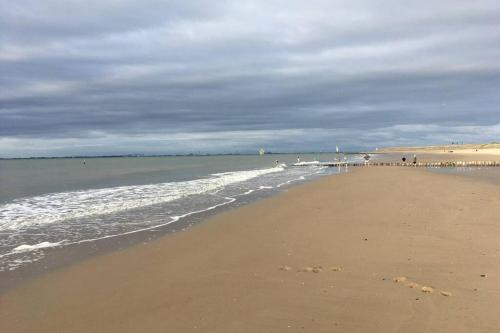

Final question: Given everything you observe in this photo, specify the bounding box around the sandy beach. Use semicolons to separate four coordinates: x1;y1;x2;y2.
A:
3;0;500;331
1;166;500;332
377;143;500;158
373;146;500;164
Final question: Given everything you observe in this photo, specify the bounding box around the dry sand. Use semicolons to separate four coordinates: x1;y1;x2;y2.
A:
1;167;500;332
370;143;500;170
377;143;500;160
374;150;500;164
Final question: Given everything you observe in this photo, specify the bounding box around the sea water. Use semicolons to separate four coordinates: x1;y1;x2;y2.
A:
0;154;360;271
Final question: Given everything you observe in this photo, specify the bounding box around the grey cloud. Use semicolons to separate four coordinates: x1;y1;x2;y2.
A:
0;0;218;43
1;0;500;156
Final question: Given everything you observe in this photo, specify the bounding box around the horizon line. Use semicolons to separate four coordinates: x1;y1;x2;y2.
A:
0;151;367;160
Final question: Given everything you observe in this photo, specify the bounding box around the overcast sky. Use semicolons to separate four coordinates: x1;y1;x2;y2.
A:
1;0;499;157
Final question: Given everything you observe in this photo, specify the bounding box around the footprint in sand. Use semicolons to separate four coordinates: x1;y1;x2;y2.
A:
392;276;452;296
421;286;434;293
405;282;419;289
393;276;408;283
302;265;323;273
312;266;323;273
296;265;326;273
282;265;342;273
279;265;292;271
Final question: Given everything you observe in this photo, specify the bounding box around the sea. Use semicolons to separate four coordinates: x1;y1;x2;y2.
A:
0;153;361;273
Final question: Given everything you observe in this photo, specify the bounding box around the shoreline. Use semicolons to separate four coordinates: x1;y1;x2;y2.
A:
2;166;500;332
0;168;342;293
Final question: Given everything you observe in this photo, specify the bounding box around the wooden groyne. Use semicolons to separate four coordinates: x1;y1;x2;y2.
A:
319;161;500;168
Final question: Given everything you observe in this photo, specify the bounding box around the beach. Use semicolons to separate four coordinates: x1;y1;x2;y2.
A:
377;143;500;158
1;165;500;332
3;0;500;330
374;146;500;164
0;154;344;274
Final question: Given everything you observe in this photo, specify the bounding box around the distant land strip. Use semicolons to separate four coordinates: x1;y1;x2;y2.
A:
377;142;500;153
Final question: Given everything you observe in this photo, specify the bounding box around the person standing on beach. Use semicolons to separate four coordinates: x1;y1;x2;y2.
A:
363;154;370;165
412;154;417;166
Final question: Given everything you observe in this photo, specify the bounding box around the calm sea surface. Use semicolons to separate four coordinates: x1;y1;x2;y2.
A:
0;153;360;271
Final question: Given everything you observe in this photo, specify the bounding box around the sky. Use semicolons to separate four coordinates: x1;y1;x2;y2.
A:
1;0;499;157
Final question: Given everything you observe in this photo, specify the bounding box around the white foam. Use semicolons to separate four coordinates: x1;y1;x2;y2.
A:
293;160;320;166
11;241;64;253
236;189;255;196
0;166;284;231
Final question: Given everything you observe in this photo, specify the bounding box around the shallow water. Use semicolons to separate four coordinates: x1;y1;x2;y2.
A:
0;153;359;271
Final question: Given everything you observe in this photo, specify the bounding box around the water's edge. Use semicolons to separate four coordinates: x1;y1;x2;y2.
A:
0;168;347;293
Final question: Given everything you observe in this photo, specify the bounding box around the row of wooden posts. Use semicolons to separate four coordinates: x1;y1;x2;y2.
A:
322;161;500;167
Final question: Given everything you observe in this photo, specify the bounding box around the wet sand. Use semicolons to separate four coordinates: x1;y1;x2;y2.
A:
1;167;500;332
0;184;290;293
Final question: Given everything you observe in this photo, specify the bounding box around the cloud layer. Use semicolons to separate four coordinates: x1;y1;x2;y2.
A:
1;0;500;156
